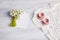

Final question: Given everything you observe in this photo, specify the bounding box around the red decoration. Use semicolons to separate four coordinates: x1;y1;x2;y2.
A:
42;18;49;25
37;12;44;19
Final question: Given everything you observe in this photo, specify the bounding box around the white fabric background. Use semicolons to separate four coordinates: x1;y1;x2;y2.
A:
0;0;60;40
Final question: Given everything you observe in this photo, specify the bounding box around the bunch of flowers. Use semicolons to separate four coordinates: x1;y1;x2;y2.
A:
10;9;23;27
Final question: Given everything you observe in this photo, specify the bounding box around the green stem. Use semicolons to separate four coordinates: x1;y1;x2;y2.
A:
10;17;16;27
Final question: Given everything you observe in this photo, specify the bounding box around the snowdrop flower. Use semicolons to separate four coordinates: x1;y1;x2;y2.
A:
10;9;23;27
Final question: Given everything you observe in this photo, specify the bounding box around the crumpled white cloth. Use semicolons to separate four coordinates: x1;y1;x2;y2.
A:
32;3;60;40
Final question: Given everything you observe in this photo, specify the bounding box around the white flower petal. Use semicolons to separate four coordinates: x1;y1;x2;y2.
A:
10;13;13;15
